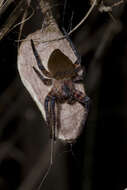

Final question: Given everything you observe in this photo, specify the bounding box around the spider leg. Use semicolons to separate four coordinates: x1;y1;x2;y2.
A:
72;75;84;83
44;95;56;140
44;96;51;129
33;66;52;86
61;83;75;104
31;39;52;78
73;90;90;111
61;27;81;65
38;95;56;190
50;97;56;140
71;90;90;126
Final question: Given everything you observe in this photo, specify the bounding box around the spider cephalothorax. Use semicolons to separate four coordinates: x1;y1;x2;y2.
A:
31;32;90;141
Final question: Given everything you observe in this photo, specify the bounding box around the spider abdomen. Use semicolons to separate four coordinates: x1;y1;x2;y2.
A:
48;49;76;80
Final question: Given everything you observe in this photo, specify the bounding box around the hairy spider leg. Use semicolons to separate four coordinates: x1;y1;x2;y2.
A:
62;27;81;65
72;75;85;83
62;83;72;98
31;39;52;78
38;95;56;190
37;95;56;190
61;27;87;78
44;95;56;140
50;97;56;141
33;66;52;86
37;95;56;189
44;96;51;131
73;90;90;111
44;94;57;145
72;90;90;132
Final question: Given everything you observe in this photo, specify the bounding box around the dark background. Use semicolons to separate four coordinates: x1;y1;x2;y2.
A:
0;0;127;189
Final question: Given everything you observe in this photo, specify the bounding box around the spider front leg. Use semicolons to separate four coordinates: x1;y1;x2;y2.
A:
73;90;90;111
33;66;52;86
62;27;81;65
44;94;57;140
31;39;52;78
62;27;86;77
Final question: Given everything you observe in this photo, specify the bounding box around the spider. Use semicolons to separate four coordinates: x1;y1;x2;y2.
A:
30;28;90;142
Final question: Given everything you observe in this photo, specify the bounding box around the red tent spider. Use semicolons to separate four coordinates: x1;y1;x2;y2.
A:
31;28;90;143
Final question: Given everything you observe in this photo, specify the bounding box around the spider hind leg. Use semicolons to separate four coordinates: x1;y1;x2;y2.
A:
37;95;56;190
44;95;57;140
73;90;90;111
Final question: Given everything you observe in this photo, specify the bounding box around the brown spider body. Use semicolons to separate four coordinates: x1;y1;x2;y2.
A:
30;38;90;142
48;49;77;102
